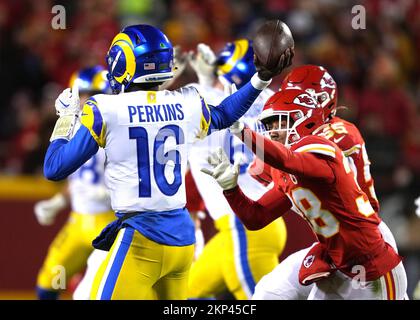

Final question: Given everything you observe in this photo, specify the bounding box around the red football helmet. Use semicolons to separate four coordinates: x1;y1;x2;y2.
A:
280;65;338;121
259;89;325;146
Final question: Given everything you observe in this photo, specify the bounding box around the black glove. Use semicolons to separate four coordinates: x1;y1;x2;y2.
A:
254;47;295;81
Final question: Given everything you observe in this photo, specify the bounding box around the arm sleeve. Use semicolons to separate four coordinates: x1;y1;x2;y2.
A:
44;125;99;181
208;81;262;131
223;185;292;230
241;127;335;183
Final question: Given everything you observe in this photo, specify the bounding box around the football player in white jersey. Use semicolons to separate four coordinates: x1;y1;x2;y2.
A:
43;24;293;299
35;66;115;300
185;40;288;299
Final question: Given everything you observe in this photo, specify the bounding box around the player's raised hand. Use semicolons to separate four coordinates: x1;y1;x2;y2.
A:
228;121;245;136
188;43;217;87
200;147;240;191
254;47;294;81
54;81;81;117
51;81;82;141
252;20;295;81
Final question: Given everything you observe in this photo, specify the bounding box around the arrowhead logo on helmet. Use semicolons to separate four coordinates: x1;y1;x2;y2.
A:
320;72;336;89
259;89;325;146
294;93;317;108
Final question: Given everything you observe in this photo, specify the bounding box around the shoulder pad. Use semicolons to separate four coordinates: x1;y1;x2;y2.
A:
292;135;337;159
325;118;364;156
80;96;106;147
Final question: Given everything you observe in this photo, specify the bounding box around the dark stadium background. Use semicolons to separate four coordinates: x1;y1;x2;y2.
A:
0;0;418;299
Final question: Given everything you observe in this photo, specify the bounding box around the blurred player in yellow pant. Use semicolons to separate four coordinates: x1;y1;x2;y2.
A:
184;40;287;299
35;66;114;299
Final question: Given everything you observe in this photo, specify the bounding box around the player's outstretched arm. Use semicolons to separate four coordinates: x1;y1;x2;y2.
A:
208;45;293;132
201;148;292;230
238;126;335;182
208;73;271;131
223;185;291;230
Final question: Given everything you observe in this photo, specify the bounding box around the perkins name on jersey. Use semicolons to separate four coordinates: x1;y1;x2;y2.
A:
128;104;184;123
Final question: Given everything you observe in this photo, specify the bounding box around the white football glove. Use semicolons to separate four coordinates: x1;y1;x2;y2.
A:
200;147;240;191
55;81;80;116
229;121;245;136
34;193;67;226
415;196;420;218
50;81;81;141
188;43;217;87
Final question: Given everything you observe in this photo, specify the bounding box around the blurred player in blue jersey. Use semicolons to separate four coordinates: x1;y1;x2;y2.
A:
43;24;293;300
185;40;287;299
35;66;115;300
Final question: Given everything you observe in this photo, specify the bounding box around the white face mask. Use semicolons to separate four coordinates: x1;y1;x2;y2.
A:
259;111;303;146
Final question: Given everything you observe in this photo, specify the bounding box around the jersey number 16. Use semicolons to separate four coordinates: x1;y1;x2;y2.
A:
129;125;184;198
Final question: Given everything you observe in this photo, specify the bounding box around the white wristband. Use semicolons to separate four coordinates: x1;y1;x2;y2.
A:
251;73;272;90
50;114;79;141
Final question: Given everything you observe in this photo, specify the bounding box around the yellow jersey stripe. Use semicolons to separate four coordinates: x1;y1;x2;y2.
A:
343;144;361;157
81;98;106;147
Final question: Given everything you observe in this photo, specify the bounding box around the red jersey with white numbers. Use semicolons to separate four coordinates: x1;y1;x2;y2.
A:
318;117;380;212
270;135;400;280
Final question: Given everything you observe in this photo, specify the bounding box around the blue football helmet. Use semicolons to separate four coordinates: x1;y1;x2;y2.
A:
105;24;174;94
215;39;256;89
69;65;110;94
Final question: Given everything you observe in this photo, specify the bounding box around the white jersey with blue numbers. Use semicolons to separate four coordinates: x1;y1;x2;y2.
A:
68;148;112;214
188;84;274;221
81;87;210;213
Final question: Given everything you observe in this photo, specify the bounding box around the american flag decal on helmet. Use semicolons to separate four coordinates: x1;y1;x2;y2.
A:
144;63;156;70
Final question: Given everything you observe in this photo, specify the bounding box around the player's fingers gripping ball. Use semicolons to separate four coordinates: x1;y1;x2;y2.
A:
252;19;295;81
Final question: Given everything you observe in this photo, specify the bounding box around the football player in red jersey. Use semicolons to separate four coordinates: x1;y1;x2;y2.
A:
202;89;407;299
281;65;382;215
250;66;400;299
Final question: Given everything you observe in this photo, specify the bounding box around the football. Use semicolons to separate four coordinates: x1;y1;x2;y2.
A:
252;19;294;70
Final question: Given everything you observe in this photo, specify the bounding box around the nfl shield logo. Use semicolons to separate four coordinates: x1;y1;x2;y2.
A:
303;255;315;268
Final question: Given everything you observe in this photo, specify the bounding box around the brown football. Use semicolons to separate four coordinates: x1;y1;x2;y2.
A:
252;20;294;70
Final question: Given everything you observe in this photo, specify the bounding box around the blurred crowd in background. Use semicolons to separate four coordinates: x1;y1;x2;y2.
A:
0;0;419;295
